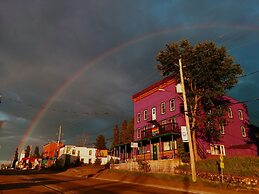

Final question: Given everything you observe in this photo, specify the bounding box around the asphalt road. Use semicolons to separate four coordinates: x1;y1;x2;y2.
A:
0;171;198;194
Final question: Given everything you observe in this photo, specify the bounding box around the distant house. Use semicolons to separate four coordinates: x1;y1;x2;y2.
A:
131;76;257;160
58;145;96;166
42;141;63;167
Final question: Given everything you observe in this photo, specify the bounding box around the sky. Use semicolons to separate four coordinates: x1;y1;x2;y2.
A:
0;0;259;161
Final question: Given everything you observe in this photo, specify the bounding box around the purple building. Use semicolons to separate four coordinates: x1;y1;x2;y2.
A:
132;76;257;160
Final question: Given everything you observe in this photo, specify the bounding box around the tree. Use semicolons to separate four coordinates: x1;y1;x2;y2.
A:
95;134;107;149
33;146;40;158
120;120;128;144
75;132;90;147
156;40;243;159
12;147;19;168
125;118;134;144
112;124;119;147
25;145;31;158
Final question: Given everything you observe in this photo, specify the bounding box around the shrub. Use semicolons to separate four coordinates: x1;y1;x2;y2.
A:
137;160;151;172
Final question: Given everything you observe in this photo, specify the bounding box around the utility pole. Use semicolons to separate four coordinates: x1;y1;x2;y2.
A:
57;125;62;158
179;58;197;182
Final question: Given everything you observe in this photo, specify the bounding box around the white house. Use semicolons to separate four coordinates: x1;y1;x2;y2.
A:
59;145;96;165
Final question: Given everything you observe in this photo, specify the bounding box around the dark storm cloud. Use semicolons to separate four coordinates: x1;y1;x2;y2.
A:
1;0;259;160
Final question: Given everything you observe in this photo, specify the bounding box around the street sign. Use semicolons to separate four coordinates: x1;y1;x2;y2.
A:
131;142;138;148
181;126;188;142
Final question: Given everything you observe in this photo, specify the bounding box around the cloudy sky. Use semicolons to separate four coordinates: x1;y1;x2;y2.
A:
0;0;259;161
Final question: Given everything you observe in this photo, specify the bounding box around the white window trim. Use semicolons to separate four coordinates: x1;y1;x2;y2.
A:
219;124;225;134
137;112;141;123
161;102;166;115
143;109;148;120
170;99;175;112
137;128;141;139
238;110;244;120
210;144;225;156
228;108;233;118
241;126;247;137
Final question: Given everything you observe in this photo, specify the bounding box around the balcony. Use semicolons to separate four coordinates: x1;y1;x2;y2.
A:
141;123;180;139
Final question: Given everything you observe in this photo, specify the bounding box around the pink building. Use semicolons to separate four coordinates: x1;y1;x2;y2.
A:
132;76;257;160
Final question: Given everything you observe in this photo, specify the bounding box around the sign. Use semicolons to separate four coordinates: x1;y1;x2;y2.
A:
181;126;188;142
131;142;138;148
220;162;224;169
152;127;159;136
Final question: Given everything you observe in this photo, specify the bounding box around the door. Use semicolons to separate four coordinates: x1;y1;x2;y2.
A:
153;145;158;160
151;107;156;121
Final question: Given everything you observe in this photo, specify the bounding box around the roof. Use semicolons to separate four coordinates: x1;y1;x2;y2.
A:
132;75;175;102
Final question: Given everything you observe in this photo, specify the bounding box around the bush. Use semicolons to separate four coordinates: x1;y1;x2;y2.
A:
137;160;151;172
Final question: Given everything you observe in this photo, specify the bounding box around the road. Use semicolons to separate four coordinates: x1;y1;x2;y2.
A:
0;171;199;194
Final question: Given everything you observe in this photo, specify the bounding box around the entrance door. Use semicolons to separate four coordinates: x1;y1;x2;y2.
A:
151;107;156;121
153;145;158;160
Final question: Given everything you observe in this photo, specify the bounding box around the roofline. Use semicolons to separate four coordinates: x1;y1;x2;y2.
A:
132;75;175;100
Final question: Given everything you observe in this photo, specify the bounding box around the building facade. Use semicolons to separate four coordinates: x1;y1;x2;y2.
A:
132;76;257;160
42;142;63;167
58;145;97;165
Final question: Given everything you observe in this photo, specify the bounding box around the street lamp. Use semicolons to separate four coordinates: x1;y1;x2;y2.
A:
178;58;197;182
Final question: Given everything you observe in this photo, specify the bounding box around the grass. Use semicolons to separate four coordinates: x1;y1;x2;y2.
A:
176;156;259;176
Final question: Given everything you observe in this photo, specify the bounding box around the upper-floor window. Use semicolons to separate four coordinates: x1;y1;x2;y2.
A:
170;99;175;111
161;102;166;115
77;150;80;156
151;107;157;121
219;124;225;134
238;110;244;120
143;109;148;120
241;126;246;137
170;116;177;130
137;128;141;139
161;119;167;130
137;112;141;123
89;150;92;156
228;108;233;118
72;149;76;155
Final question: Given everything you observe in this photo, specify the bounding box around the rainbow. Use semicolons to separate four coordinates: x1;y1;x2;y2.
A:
17;23;259;150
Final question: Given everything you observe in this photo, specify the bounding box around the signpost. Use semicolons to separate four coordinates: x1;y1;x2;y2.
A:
220;154;224;183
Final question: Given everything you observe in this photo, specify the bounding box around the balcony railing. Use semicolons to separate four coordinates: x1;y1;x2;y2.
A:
141;123;180;139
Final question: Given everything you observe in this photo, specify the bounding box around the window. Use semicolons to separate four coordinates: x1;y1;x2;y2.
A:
151;107;157;120
210;144;225;155
238;110;244;120
163;141;172;151
89;150;92;156
137;128;141;138
161;102;166;114
161;120;167;130
77;150;80;156
241;126;247;137
170;117;177;130
72;149;76;155
170;99;175;111
143;109;148;120
143;126;147;138
137;112;141;123
219;124;225;134
228;108;233;118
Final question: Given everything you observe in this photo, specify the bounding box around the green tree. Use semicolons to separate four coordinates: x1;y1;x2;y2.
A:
156;40;243;159
112;124;119;147
95;134;107;149
33;146;40;158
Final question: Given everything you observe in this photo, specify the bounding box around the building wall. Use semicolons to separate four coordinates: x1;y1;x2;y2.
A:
59;145;97;164
42;142;63;167
132;76;257;159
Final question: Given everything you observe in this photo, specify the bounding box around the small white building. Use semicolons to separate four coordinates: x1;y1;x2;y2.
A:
59;145;96;165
